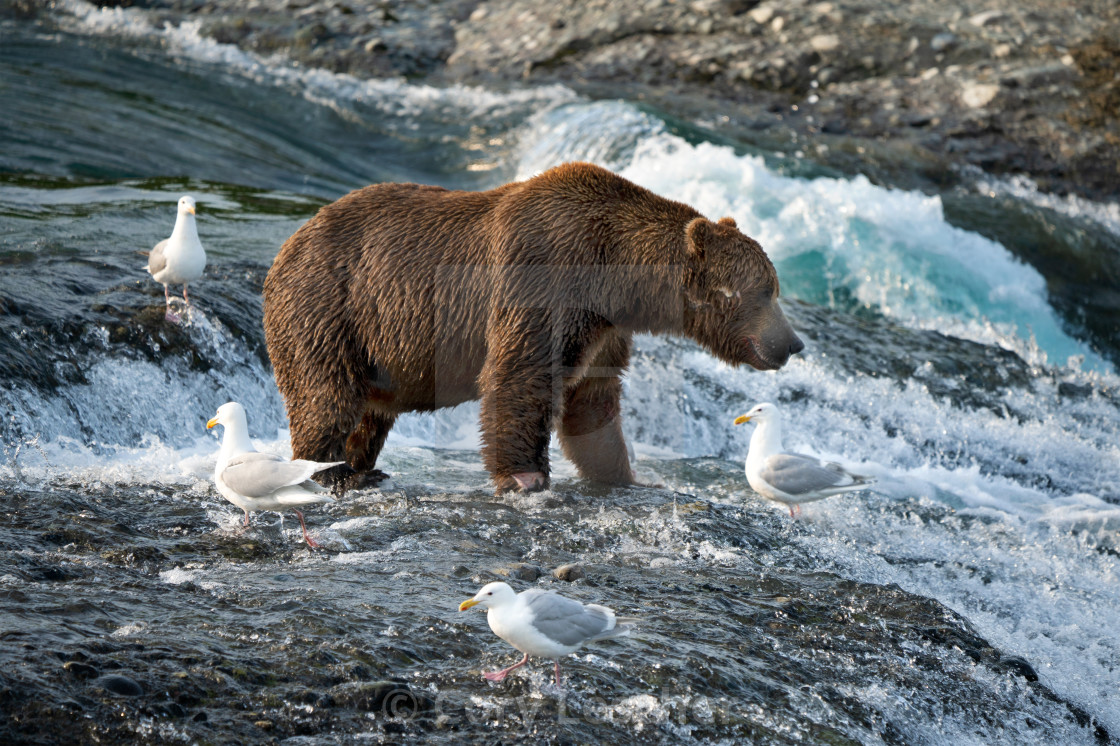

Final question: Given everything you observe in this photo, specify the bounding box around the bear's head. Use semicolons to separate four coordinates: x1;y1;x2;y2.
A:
682;216;803;370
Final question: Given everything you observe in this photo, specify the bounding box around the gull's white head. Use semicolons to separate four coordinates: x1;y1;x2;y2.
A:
459;581;517;612
177;195;197;216
206;401;247;432
734;402;779;426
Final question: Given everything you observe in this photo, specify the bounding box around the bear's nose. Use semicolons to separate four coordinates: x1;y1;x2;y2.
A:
789;336;805;356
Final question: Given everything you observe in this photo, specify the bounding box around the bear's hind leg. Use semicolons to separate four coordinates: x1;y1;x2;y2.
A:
558;332;634;486
559;376;634;486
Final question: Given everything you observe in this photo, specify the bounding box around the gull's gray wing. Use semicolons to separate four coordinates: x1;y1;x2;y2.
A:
525;590;613;647
221;452;324;498
760;453;864;497
147;239;168;275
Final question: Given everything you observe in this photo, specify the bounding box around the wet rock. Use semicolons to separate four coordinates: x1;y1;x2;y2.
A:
677;501;710;515
62;661;99;680
960;81;1000;108
330;681;434;719
748;6;774;25
969;10;1007;28
147;702;187;718
505;563;543;582
809;33;840;53
30;565;70;582
1001;63;1078;89
930;32;956;53
93;674;144;697
997;655;1040;682
553;563;585;582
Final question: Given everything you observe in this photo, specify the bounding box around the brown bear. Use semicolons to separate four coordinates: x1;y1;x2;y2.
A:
263;162;803;494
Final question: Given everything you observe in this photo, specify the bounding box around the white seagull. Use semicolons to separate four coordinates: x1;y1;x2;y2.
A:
145;195;206;322
206;402;342;549
459;581;637;686
734;402;874;517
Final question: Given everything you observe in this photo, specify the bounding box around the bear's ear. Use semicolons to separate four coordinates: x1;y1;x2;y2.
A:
686;217;713;259
718;216;737;229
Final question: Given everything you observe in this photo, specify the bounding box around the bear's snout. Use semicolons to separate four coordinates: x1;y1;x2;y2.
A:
789;335;805;357
745;303;804;371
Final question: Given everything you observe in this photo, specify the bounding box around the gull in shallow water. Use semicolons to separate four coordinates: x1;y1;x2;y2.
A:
144;195;206;322
459;581;637;686
734;402;874;518
206;402;342;549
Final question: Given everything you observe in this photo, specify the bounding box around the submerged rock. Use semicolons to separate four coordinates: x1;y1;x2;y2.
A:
62;661;98;680
92;674;144;697
552;563;586;582
504;562;543;581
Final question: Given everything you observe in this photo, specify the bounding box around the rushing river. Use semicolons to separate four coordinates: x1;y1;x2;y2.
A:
2;4;1119;744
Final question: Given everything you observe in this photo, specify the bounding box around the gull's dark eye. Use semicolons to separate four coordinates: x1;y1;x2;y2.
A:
486;592;492;596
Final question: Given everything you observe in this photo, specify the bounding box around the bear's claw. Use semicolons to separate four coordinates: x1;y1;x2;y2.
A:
322;465;390;496
512;472;547;491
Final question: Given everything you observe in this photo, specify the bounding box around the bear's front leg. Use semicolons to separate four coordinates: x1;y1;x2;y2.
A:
478;312;556;494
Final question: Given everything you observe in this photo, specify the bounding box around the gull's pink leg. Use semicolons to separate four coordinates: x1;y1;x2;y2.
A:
182;284;192;306
554;660;562;686
294;509;321;549
789;505;796;518
243;510;251;528
483;653;529;682
163;284;181;323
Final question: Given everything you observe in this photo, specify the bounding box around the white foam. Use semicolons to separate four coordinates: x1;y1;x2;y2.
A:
159;566;200;585
796;488;1120;738
976;173;1120;237
389;403;482;450
111;622;147;638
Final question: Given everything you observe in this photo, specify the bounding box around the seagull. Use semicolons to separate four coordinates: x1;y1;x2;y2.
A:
734;402;874;517
459;581;637;686
145;195;206;322
206;402;342;549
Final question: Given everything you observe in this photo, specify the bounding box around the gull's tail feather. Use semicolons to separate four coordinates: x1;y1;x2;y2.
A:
592;615;639;641
294;459;347;475
274;483;337;505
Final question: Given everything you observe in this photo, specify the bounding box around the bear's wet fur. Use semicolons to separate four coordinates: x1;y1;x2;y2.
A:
263;162;803;494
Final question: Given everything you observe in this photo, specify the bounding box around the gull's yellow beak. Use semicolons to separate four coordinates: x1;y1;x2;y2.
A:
734;414;751;425
186;205;196;215
206;416;219;430
459;598;479;611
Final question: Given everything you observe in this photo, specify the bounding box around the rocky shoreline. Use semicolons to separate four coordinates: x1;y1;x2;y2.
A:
14;0;1118;202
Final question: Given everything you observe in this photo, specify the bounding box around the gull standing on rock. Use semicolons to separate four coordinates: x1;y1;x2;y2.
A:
206;402;342;549
734;402;874;517
145;195;206;322
459;581;637;686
